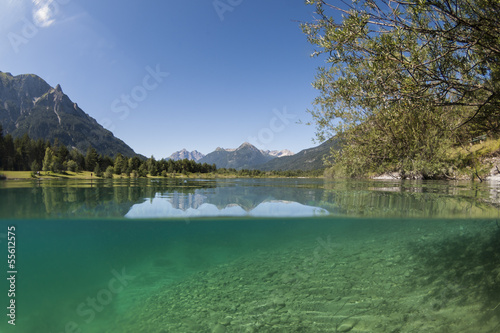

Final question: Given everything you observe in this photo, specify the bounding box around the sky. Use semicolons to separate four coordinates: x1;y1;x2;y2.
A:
0;0;329;158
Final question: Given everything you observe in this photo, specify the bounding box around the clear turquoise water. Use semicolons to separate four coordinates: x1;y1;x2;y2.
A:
1;178;500;332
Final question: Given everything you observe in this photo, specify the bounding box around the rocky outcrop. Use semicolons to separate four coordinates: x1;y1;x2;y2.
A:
0;71;139;157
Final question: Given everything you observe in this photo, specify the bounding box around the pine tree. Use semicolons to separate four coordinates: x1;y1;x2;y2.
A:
85;145;99;171
42;147;54;172
114;154;125;175
30;160;40;173
94;163;102;177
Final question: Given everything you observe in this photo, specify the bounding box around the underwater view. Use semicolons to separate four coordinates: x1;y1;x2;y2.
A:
1;178;500;332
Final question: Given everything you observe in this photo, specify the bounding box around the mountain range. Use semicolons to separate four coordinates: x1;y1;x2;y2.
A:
168;149;205;161
256;139;337;171
198;142;276;169
262;149;294;158
0;71;139;157
168;142;332;171
1;71;333;170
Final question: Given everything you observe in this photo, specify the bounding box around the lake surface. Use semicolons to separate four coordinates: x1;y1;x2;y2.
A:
1;178;500;332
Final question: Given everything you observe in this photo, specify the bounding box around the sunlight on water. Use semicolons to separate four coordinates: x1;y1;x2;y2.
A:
1;178;500;332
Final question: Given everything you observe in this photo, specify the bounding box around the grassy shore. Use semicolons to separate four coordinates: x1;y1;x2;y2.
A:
0;170;95;180
0;170;321;180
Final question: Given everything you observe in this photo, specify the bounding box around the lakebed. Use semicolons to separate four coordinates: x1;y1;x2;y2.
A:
0;178;499;332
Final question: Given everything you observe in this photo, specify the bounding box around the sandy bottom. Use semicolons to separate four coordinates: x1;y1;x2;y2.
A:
81;218;500;333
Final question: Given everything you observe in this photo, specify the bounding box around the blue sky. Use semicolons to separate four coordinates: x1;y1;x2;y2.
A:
0;0;327;158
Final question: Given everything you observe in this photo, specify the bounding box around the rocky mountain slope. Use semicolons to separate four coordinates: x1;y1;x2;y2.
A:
0;71;139;157
265;149;294;158
199;142;276;170
168;149;205;161
198;140;335;171
256;139;337;171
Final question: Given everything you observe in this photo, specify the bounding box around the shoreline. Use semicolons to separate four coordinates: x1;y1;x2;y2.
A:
0;171;321;181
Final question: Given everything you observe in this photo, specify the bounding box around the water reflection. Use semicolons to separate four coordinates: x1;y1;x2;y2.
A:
1;178;500;219
125;195;328;218
322;179;500;218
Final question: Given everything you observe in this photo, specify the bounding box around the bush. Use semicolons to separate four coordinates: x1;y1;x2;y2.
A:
50;160;64;173
30;161;40;173
67;160;79;172
104;166;114;179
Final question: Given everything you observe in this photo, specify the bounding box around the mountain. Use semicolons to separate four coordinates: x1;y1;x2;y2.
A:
168;149;205;161
256;139;338;171
197;140;335;171
265;149;294;158
199;142;276;170
0;71;139;157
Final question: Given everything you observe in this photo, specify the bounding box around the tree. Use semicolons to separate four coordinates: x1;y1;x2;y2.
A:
30;160;40;173
304;0;500;130
42;147;55;172
302;0;500;177
85;146;99;171
146;156;158;176
94;163;103;177
128;157;141;172
114;154;125;175
138;163;148;177
167;160;175;174
70;149;85;171
100;155;113;171
67;160;79;172
3;134;15;170
55;143;69;162
104;166;114;179
50;158;63;173
0;124;4;170
14;134;31;170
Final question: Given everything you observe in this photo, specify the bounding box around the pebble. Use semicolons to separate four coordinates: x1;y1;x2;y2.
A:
219;317;231;325
212;324;226;333
269;317;280;325
338;322;354;332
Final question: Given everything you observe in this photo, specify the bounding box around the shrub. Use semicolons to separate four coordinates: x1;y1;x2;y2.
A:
104;166;114;179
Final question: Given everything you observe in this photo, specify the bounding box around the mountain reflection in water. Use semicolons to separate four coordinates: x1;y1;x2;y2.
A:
2;178;500;219
125;195;329;218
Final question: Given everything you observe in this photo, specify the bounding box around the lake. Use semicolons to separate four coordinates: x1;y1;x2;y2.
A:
1;178;500;332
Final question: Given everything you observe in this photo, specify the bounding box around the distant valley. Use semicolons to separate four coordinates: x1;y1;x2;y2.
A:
1;71;332;172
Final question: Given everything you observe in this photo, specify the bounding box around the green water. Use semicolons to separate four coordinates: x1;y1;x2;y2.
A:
1;178;500;332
